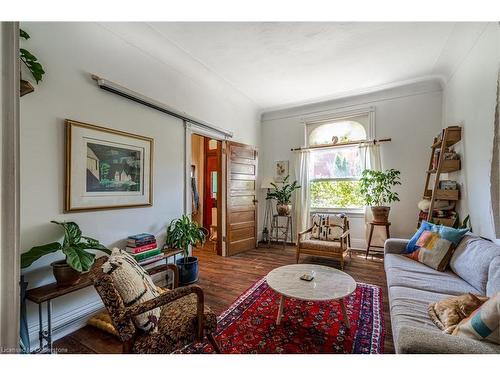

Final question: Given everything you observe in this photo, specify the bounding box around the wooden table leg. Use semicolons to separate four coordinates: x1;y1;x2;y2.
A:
365;224;374;259
276;295;285;325
339;299;350;329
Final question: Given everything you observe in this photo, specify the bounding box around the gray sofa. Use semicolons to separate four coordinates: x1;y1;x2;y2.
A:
384;234;500;354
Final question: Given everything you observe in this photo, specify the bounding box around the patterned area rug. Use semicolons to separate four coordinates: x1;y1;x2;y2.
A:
181;276;384;354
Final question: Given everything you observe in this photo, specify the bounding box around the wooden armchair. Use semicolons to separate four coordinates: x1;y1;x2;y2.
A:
91;258;221;354
296;213;351;270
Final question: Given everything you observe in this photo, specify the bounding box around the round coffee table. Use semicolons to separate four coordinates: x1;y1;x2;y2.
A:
266;264;356;327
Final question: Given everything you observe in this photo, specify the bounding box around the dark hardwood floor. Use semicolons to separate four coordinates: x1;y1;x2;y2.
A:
54;246;394;354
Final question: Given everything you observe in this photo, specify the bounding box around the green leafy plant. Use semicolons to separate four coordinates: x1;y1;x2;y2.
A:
359;169;401;206
21;221;110;272
20;29;45;84
452;214;471;230
165;215;207;263
266;175;301;205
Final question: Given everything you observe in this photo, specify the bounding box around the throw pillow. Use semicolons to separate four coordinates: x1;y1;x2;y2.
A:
102;248;161;333
406;230;455;271
405;220;434;253
428;293;489;333
452;292;500;344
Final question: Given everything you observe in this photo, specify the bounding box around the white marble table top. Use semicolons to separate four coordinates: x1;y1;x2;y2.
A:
266;264;356;301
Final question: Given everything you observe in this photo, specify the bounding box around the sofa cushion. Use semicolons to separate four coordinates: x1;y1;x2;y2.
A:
385;254;481;295
450;235;500;295
487;256;500;297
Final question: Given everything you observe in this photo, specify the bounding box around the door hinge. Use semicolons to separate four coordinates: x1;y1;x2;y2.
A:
222;235;226;242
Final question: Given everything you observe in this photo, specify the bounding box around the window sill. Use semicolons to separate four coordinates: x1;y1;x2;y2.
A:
310;208;365;218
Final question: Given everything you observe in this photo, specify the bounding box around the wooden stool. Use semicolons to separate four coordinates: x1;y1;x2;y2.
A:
365;221;391;259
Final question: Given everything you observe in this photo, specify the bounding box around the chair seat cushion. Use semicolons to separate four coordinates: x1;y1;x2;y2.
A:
299;239;343;253
132;293;217;354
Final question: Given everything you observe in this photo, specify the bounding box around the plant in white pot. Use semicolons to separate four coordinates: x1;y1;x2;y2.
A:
359;169;401;223
20;221;110;286
266;175;301;216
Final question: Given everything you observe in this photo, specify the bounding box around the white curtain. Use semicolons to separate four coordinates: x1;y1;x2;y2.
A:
295;150;311;236
359;143;386;247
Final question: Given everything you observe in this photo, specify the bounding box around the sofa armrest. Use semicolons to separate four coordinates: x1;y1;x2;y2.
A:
397;326;500;354
384;238;409;255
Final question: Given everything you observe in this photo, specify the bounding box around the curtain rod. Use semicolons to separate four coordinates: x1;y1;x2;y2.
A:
90;74;234;138
291;138;391;152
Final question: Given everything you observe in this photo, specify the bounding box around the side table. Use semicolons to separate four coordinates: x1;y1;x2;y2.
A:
365;221;391;259
269;214;293;249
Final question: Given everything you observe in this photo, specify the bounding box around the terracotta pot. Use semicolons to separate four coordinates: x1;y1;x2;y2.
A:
371;206;391;223
276;203;292;216
51;260;81;287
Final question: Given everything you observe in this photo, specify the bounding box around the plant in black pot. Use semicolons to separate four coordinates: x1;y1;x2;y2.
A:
266;175;301;216
359;169;401;223
21;221;110;287
165;215;207;285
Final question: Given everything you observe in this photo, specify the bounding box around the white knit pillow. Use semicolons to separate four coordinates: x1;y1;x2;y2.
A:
102;248;161;333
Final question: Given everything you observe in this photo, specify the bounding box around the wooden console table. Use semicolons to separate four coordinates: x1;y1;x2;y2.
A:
26;249;182;353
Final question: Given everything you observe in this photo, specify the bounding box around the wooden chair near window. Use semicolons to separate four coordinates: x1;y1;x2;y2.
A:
296;214;351;270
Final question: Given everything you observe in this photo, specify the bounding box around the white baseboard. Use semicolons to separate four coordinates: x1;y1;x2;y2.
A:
28;299;104;351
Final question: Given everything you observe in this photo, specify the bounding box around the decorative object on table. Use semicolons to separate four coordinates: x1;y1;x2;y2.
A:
266;175;301;216
180;276;384;354
419;126;462;227
404;225;469;271
260;177;276;245
428;293;489;334
452;292;500;344
19;28;45;97
296;213;351;269
20;221;110;287
92;257;221;353
331;135;339;144
274;160;289;182
64;119;153;212
359;168;401;223
165;215;208;285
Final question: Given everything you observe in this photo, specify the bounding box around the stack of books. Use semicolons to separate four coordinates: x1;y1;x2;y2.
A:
126;233;163;267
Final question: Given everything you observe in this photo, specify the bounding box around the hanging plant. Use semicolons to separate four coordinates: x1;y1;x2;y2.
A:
19;28;45;96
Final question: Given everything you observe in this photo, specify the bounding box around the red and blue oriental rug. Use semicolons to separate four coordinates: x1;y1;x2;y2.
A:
181;276;385;354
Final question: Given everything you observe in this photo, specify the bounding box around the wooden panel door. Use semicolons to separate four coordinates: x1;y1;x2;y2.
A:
226;141;258;256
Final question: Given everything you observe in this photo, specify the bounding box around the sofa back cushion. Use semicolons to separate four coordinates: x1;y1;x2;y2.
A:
487;256;500;297
450;235;500;295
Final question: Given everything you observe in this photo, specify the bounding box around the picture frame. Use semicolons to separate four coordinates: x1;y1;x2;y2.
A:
64;119;153;212
275;160;289;182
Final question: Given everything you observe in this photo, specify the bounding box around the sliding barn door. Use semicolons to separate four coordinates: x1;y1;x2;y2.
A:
226;141;258;256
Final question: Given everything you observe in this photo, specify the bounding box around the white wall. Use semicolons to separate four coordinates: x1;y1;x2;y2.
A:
20;22;260;349
260;80;443;247
442;23;500;241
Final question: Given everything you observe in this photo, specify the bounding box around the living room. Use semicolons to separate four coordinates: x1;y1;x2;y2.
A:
1;1;500;373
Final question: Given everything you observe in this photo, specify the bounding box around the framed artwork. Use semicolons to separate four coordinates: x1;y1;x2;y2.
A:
275;160;289;182
65;119;153;212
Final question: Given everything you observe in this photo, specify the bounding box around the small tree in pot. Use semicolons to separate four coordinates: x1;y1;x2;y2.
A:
359;169;401;223
266;175;301;216
165;215;207;285
21;221;110;286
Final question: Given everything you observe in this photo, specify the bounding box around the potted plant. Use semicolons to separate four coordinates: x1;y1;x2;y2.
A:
165;215;207;285
19;29;45;97
21;221;110;287
266;175;301;216
359;169;401;223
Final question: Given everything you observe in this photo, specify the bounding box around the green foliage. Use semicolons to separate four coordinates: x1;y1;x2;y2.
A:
165;215;207;262
21;221;110;272
359;169;401;206
452;214;472;230
266;175;301;204
19;28;45;84
100;162;110;179
310;180;364;208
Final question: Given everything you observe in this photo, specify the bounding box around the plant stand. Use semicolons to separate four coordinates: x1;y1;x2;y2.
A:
269;214;293;249
365;221;391;259
261;193;274;247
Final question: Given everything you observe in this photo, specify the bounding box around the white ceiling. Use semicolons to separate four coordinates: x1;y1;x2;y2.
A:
102;22;488;111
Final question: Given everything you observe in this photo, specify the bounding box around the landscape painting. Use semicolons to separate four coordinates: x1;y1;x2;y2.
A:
65;119;153;212
86;142;142;193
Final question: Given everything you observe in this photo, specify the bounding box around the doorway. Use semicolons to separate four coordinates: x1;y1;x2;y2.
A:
191;134;222;255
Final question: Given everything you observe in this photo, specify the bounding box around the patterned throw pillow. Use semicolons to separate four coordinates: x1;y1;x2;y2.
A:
452;293;500;344
405;220;434;253
406;230;455;271
102;248;161;333
311;214;345;240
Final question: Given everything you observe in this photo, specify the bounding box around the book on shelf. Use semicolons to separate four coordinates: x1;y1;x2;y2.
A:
128;233;155;241
132;248;161;262
126;242;158;254
138;254;164;266
127;238;156;247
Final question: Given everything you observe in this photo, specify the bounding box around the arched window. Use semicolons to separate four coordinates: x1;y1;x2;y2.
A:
307;115;369;210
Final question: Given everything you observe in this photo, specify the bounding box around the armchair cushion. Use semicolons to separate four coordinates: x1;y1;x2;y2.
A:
133;293;217;354
311;213;346;240
299;239;343;253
